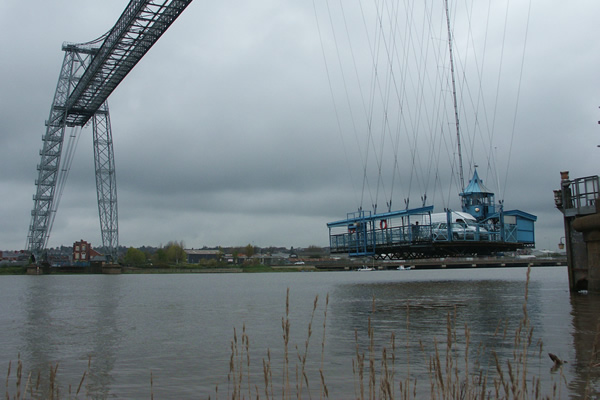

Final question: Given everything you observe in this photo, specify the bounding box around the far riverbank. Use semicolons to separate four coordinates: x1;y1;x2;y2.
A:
2;255;566;275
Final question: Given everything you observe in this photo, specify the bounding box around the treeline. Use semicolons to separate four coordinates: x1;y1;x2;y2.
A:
121;243;326;267
123;241;187;267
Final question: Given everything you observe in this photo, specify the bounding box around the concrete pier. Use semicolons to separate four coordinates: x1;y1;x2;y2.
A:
555;172;600;292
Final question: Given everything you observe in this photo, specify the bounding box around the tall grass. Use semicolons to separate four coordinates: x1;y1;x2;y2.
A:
3;267;588;399
225;267;573;399
5;354;90;400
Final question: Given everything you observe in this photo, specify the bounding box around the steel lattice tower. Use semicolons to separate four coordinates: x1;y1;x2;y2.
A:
27;0;193;261
92;102;119;258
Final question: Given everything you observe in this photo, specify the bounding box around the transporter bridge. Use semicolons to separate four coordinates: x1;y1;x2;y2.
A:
27;0;193;261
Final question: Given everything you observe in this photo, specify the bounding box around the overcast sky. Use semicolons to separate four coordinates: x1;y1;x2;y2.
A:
1;0;598;252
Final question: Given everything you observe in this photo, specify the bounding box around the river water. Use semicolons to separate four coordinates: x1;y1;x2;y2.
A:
1;266;599;398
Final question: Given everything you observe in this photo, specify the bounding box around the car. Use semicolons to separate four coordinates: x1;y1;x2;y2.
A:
432;221;489;241
457;220;490;240
294;261;305;265
431;222;461;240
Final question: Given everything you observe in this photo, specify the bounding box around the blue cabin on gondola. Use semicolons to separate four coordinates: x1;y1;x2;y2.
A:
460;168;537;246
460;169;495;220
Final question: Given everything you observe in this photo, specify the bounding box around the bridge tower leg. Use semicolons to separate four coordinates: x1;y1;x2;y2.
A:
28;46;119;261
27;49;94;258
92;103;119;261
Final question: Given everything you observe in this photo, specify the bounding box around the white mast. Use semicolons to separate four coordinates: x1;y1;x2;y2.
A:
444;0;465;193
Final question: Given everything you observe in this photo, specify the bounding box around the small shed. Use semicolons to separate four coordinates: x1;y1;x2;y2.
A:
502;210;537;245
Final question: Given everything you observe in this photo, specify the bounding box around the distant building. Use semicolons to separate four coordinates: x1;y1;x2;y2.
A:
73;240;102;263
185;249;221;263
0;250;28;263
223;253;247;265
256;253;291;265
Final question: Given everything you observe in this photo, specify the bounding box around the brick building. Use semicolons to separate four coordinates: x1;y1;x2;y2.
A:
73;240;102;263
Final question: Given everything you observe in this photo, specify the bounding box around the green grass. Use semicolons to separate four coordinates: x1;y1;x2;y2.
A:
0;266;26;275
242;264;274;273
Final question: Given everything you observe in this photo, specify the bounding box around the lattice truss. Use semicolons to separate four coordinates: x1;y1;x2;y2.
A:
28;0;193;259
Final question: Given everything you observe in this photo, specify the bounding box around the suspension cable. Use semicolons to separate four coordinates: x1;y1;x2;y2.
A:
48;126;82;241
502;0;532;201
312;0;362;209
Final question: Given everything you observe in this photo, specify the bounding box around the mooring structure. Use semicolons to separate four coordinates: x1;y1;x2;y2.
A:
554;172;600;292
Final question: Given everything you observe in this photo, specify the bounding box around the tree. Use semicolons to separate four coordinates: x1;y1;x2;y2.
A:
153;248;168;265
307;245;324;258
165;241;186;264
123;247;146;266
245;244;255;258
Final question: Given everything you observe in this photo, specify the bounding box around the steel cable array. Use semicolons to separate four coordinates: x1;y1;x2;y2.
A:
312;0;531;216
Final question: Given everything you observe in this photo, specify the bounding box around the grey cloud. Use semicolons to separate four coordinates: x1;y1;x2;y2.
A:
1;0;598;251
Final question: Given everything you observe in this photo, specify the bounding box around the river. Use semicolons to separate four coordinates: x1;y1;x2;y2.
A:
1;266;599;398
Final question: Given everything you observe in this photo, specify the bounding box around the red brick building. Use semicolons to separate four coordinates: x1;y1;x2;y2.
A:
73;240;101;262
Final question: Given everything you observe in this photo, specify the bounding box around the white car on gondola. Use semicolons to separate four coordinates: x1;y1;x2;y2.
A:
430;212;489;241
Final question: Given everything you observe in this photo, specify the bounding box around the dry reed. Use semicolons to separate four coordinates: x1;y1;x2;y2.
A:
225;268;558;400
4;354;88;400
